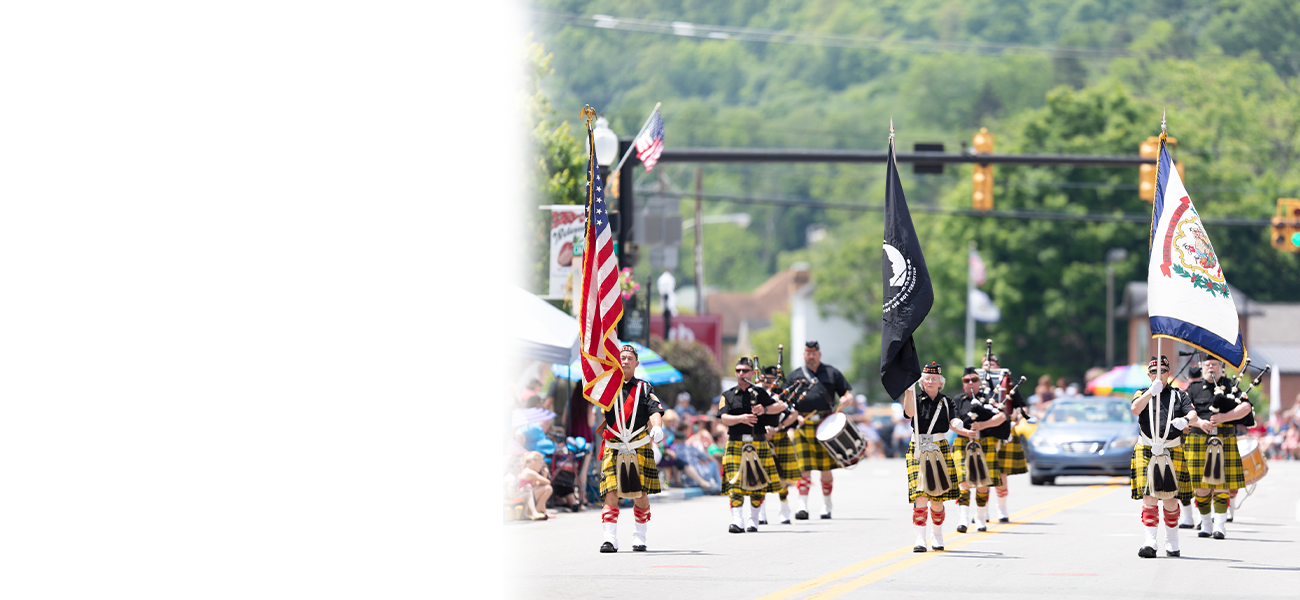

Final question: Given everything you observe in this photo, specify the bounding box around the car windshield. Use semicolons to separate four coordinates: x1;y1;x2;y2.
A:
1044;399;1133;423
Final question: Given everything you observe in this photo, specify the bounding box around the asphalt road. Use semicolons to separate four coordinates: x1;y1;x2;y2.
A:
504;459;1300;599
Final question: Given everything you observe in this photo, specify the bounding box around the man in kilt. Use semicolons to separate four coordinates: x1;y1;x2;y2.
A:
984;354;1027;523
903;362;962;552
760;365;802;525
951;367;1006;533
1130;356;1200;558
783;341;853;520
1182;357;1251;539
719;358;787;532
597;345;666;553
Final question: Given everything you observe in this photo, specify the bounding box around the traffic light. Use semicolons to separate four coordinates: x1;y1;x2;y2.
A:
972;128;993;212
1139;136;1183;202
1272;198;1300;252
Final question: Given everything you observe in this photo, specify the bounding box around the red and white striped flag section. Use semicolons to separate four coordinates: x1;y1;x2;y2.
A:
633;107;664;172
579;108;624;410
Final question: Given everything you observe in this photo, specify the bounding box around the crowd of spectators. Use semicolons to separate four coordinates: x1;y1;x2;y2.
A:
1260;396;1300;460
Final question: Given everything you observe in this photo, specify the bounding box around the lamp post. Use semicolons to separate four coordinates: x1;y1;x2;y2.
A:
1105;247;1129;367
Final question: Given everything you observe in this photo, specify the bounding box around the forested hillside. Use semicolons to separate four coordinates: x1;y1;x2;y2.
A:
525;0;1300;396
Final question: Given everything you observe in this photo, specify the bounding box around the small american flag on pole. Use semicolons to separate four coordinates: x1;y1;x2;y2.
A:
580;111;625;410
633;108;664;172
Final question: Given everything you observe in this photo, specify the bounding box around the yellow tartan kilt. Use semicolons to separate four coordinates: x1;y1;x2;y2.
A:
906;439;961;503
1183;430;1246;490
722;440;783;494
598;436;661;497
998;434;1028;475
770;433;802;481
1130;444;1191;501
953;437;1003;488
794;422;840;472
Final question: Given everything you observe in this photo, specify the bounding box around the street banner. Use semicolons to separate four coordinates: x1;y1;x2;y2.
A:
548;207;586;298
1147;131;1245;369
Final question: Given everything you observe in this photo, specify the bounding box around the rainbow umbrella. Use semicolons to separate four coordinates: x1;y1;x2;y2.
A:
1086;364;1150;396
551;341;683;385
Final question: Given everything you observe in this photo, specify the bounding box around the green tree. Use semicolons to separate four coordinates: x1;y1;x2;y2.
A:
506;12;585;293
650;338;723;414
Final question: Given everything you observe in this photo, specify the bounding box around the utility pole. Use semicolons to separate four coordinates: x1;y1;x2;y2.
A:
694;166;705;315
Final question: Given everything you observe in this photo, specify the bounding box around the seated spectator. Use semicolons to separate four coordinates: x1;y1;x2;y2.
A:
673;391;697;417
496;454;538;519
517;450;554;520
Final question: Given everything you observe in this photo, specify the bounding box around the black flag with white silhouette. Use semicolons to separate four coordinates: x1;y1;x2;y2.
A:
880;134;934;400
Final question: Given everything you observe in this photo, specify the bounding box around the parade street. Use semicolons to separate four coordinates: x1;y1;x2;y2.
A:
505;461;1300;599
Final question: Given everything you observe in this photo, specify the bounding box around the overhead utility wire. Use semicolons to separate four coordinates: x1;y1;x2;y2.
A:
638;189;1272;227
531;10;1300;62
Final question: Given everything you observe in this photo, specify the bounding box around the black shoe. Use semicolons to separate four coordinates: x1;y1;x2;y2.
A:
729;524;744;533
1138;546;1157;558
956;524;967;533
795;510;809;520
758;518;767;525
1213;531;1225;540
913;545;928;553
977;526;987;533
746;526;758;532
998;517;1009;523
1178;523;1194;529
780;518;791;525
1198;530;1211;538
632;545;646;552
1166;549;1181;557
932;545;944;551
820;512;832;520
600;542;617;553
1226;516;1233;522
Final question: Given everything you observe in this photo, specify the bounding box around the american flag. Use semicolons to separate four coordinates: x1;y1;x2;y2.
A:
580;127;625;411
633;109;664;172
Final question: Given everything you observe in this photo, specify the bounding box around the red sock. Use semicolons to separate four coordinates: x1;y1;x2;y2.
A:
602;506;620;524
1140;505;1158;527
1162;505;1180;528
634;506;651;524
930;506;946;525
797;477;811;495
822;481;833;496
912;507;928;526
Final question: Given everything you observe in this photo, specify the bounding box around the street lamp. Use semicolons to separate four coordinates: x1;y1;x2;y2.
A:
1105;247;1129;367
591;117;618;167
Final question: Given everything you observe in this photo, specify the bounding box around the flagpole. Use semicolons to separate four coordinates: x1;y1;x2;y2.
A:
612;102;662;174
966;241;976;368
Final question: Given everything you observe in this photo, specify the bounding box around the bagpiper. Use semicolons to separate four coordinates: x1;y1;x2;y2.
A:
759;365;802;525
982;353;1027;523
719;357;786;533
951;366;1007;533
903;362;961;552
1182;356;1251;540
596;345;666;553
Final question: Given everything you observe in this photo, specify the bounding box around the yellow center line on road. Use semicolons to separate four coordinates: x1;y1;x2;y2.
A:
754;477;1127;600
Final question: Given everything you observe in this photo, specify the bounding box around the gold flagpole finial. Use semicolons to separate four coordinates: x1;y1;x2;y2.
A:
581;105;597;129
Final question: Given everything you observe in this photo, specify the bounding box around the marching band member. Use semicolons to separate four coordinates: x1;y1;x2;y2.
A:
597;345;666;553
719;358;786;533
1130;356;1199;558
783;341;854;520
951;367;1006;533
1182;357;1251;539
903;362;961;552
1178;364;1205;530
760;366;802;525
984;354;1026;523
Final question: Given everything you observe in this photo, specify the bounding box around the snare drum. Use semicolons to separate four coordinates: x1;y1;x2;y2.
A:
1238;437;1269;486
815;413;868;468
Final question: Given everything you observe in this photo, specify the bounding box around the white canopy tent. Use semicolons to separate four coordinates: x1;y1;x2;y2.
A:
508;286;580;365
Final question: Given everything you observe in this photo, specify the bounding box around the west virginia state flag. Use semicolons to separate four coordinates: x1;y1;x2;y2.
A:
1147;133;1246;369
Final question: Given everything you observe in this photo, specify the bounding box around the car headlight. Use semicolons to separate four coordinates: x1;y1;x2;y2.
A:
1109;436;1138;450
1030;435;1058;454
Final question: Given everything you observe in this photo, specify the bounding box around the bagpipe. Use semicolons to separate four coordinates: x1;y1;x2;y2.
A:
729;353;772;492
976;339;1029;423
961;389;999;488
1203;360;1271;486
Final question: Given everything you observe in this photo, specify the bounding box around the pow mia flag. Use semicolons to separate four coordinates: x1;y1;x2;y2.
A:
880;130;934;400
